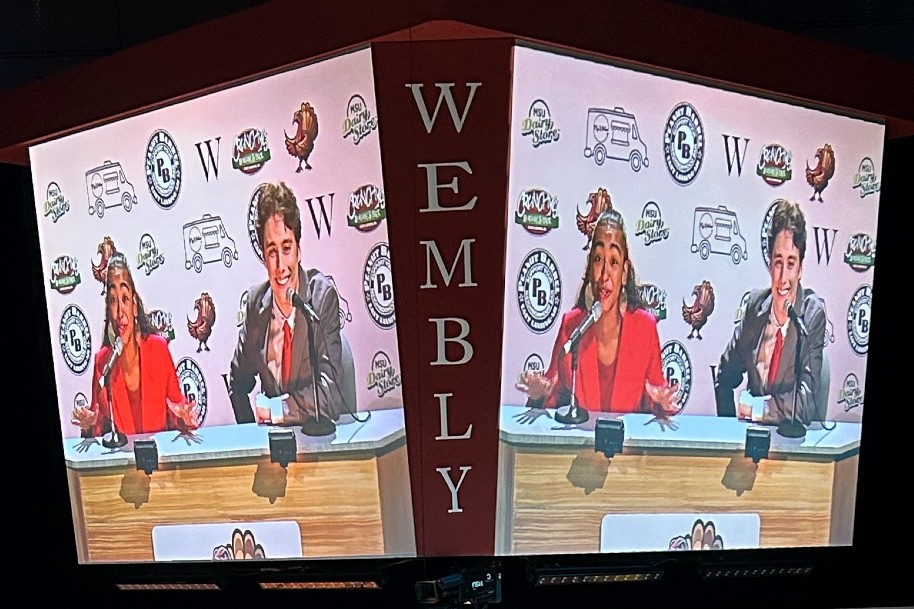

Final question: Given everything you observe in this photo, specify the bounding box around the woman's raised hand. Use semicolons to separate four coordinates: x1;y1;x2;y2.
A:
645;380;681;416
168;397;202;430
516;371;555;402
70;402;98;431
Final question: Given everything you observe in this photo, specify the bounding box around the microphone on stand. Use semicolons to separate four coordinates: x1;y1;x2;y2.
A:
286;287;335;437
555;301;603;426
287;287;320;323
563;301;603;355
784;300;808;337
100;336;128;448
98;336;123;388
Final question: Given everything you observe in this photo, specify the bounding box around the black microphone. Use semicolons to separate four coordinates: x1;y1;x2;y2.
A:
287;287;320;323
563;301;603;355
784;300;808;337
98;336;123;389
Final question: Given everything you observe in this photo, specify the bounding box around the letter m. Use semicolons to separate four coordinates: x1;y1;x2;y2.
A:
419;239;477;288
406;82;482;134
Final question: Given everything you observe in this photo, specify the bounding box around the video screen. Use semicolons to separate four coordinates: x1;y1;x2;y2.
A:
31;47;414;563
497;45;883;555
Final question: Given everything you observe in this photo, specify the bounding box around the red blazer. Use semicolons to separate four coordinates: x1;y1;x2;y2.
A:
540;307;666;413
88;334;186;436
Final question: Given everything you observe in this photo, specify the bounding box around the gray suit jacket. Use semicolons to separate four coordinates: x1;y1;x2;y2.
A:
714;283;827;425
228;266;346;424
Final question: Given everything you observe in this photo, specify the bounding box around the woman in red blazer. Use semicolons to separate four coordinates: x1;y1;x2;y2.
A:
71;254;200;437
518;208;679;415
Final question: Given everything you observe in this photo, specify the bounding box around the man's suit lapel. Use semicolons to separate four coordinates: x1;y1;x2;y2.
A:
747;291;772;391
256;288;279;395
289;266;313;390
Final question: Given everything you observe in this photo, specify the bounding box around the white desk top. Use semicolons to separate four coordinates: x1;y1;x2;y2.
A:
499;405;861;458
63;408;406;470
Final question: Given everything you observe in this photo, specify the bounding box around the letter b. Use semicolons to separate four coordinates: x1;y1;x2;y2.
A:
429;317;473;366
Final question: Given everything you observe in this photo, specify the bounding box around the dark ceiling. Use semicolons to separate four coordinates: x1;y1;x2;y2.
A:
0;0;912;93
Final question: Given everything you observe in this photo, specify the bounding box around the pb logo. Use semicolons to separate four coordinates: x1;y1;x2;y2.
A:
176;357;208;426
145;129;182;209
59;304;91;375
846;284;872;356
663;102;704;185
660;340;692;411
516;249;561;334
363;243;395;329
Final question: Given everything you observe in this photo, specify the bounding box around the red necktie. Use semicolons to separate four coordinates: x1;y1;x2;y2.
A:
767;328;783;389
281;320;292;390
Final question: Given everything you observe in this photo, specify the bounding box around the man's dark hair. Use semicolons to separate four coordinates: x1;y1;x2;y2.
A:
256;182;302;249
767;199;807;263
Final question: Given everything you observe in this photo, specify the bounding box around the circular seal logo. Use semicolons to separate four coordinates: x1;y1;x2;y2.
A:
248;184;267;262
176;357;208;425
660;340;692;411
846;284;872;356
516;249;561;334
59;304;91;375
663;102;704;185
145;129;182;209
363;242;395;329
759;199;784;269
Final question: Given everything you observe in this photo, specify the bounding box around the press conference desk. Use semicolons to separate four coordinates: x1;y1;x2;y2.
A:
496;406;861;555
62;409;415;563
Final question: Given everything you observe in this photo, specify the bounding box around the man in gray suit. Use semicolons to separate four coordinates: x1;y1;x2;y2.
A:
714;199;827;426
228;182;345;425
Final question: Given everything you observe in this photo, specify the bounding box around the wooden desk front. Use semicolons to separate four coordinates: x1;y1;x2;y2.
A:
496;407;860;555
63;410;415;563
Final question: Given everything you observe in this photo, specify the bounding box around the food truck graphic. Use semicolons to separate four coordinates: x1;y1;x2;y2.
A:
183;214;239;273
583;107;649;172
85;160;137;218
690;205;748;265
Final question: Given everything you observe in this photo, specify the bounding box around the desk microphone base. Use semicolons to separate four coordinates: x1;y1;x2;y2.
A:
102;431;128;449
555;405;589;426
776;419;806;439
301;417;336;437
